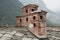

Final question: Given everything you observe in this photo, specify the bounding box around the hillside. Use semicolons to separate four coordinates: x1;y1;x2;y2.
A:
0;0;23;25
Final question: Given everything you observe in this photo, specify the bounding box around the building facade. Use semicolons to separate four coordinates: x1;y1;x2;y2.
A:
16;4;47;38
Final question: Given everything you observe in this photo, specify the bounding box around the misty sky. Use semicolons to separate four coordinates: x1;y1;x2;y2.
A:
43;0;60;13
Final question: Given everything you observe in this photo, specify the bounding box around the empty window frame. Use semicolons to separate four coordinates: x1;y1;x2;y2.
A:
20;19;22;22
26;9;28;13
33;23;36;27
32;9;35;11
26;17;28;21
40;16;43;19
33;16;36;20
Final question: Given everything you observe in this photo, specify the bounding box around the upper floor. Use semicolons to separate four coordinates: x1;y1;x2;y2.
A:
22;4;38;16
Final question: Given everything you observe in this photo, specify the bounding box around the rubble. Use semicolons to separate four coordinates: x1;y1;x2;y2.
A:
0;27;60;40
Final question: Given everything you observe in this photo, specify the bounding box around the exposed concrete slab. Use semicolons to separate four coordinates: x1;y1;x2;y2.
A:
22;38;32;40
9;31;16;35
6;31;11;34
1;37;11;40
0;31;6;34
15;32;24;37
32;38;39;40
26;34;35;38
0;39;5;40
2;34;13;38
0;34;3;38
13;35;22;40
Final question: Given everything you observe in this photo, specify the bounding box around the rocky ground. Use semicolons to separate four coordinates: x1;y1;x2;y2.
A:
0;27;60;40
47;27;60;40
0;27;39;40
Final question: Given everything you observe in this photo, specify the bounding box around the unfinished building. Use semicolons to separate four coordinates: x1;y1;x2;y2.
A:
16;4;47;38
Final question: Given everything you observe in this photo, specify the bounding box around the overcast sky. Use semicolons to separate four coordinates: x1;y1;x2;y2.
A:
42;0;60;13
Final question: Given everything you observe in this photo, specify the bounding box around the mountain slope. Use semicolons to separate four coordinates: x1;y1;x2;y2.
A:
0;0;23;25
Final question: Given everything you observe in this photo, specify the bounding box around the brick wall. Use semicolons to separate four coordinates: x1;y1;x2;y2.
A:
16;4;47;38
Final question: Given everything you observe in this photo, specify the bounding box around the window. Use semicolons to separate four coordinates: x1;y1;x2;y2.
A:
32;9;35;11
33;16;36;20
33;23;36;27
26;17;28;21
40;16;43;19
26;9;28;13
20;19;22;22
